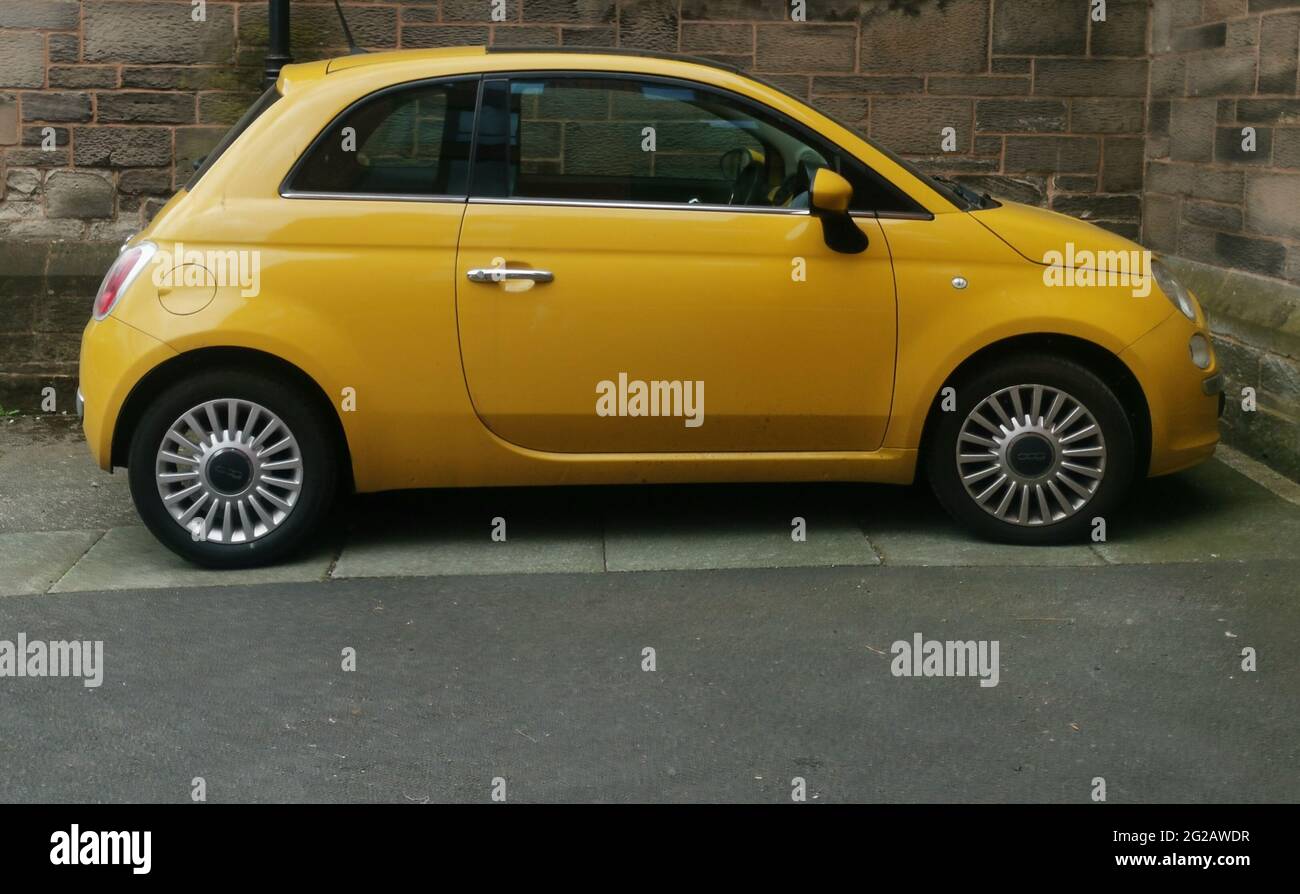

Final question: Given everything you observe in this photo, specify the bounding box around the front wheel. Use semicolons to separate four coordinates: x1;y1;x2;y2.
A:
127;369;338;568
925;355;1136;545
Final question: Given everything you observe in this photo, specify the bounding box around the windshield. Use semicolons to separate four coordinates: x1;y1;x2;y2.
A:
867;139;986;210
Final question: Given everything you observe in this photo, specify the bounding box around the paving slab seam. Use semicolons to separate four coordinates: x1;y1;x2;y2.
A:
860;528;884;565
1087;543;1115;565
43;529;106;595
323;538;345;581
600;512;608;573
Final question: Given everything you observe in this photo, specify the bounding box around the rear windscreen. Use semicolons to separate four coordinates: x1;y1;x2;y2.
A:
185;86;281;191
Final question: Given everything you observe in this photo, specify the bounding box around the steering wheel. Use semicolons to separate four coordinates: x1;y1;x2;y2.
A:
770;160;817;208
721;147;765;206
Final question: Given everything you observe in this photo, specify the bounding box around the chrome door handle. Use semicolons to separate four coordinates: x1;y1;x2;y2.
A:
466;268;554;284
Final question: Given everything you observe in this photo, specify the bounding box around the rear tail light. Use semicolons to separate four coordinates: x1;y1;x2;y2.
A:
92;241;156;321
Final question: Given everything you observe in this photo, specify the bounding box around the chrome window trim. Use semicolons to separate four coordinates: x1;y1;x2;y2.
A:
467;196;812;216
465;196;934;219
279;189;467;203
275;191;934;219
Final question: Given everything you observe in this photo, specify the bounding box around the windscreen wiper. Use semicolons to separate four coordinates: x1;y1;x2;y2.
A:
931;175;989;210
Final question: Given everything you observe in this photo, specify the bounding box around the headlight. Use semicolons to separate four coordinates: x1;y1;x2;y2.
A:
1151;259;1198;321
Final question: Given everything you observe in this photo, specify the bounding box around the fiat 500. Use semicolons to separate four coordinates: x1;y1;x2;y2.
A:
78;47;1223;567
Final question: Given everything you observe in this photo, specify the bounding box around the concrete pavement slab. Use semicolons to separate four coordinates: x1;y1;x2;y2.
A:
604;514;880;571
5;409;1300;577
870;526;1105;566
0;530;103;596
1216;444;1300;508
1093;460;1300;563
597;480;882;571
0;416;135;534
859;486;1104;566
335;525;606;577
335;490;605;577
50;526;335;593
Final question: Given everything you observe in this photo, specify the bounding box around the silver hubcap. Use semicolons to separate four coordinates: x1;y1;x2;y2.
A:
956;383;1106;526
154;399;303;544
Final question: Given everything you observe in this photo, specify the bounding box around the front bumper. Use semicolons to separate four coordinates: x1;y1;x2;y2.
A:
1201;370;1228;418
1119;312;1222;476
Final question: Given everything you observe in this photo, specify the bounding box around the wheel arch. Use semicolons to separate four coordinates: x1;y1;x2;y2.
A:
110;346;354;492
915;332;1152;480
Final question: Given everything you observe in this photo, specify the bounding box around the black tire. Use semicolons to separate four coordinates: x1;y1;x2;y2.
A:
127;368;338;568
925;354;1136;545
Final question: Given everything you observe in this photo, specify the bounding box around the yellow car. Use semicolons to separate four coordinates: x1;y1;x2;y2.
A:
78;47;1223;567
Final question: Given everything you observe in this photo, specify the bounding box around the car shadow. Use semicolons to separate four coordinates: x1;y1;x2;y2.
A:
330;457;1299;561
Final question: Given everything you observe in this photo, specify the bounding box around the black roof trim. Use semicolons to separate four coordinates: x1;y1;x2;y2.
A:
484;46;747;75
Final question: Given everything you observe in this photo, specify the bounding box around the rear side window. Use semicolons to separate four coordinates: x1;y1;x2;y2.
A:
186;86;280;191
287;78;478;197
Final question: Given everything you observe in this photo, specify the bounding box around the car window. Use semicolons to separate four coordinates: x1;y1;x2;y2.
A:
742;71;961;213
288;78;478;197
471;74;923;214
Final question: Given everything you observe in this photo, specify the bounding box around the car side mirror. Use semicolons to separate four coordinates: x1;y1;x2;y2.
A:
809;167;868;254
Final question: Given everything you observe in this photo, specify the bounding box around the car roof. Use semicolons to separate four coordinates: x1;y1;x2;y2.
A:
320;45;749;78
296;44;759;89
279;45;804;113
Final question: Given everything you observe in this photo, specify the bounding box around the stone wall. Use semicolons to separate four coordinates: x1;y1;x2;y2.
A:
1143;0;1300;479
0;240;119;413
0;0;1150;241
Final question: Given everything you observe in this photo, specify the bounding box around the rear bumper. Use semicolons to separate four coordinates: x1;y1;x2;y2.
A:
79;316;178;471
1119;312;1221;477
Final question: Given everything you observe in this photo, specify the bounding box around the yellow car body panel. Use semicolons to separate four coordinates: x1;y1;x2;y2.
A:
80;316;179;469
79;47;1219;496
456;203;896;453
879;208;1178;450
1120;308;1221;475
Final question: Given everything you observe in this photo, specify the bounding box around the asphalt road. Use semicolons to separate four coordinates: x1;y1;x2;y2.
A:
1;560;1296;803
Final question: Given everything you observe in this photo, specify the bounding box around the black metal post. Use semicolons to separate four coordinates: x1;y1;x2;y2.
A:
264;0;292;89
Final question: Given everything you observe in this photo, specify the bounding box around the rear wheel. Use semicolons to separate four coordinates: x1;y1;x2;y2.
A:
127;369;338;567
925;355;1135;545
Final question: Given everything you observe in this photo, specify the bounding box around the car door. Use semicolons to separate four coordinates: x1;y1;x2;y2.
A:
454;73;898;454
